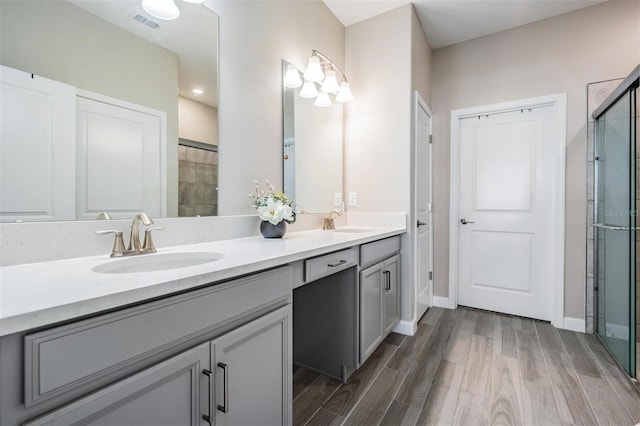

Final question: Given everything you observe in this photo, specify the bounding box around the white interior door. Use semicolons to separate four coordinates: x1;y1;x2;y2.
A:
76;95;164;220
415;95;433;320
457;105;556;320
0;65;76;221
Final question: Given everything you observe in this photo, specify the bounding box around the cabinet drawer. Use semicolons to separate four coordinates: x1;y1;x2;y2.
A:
305;247;358;282
24;266;292;408
360;236;400;268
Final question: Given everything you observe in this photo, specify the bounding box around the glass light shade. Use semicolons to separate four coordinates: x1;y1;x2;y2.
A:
303;56;324;82
141;0;180;20
336;82;354;102
314;92;332;107
320;70;340;94
283;65;303;88
182;0;205;3
299;81;318;98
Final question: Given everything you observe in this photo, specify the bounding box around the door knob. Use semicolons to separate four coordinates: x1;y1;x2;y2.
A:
460;218;475;225
417;220;427;227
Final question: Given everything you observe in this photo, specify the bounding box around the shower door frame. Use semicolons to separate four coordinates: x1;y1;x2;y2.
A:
592;65;639;377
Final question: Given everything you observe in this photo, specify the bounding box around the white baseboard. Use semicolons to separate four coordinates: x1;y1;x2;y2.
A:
562;317;586;333
393;320;417;336
433;296;450;308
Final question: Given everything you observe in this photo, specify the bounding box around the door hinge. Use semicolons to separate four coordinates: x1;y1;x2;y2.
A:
429;134;433;144
429;271;433;280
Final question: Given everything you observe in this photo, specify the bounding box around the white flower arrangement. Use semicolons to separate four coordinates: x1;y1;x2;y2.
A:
249;180;296;225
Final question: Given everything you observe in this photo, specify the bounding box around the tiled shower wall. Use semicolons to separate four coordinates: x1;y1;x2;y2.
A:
178;145;218;217
586;78;624;334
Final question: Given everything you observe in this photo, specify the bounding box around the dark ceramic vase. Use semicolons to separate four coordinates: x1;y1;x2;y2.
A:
260;221;287;238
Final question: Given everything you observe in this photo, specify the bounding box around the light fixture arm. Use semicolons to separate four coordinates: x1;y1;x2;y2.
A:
311;50;349;83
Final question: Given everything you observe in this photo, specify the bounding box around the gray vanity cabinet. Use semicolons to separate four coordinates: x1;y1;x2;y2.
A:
359;237;401;365
360;261;385;363
23;342;211;426
211;305;291;426
24;306;291;426
383;254;401;335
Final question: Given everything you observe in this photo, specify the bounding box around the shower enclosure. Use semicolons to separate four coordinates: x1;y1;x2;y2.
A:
593;65;639;378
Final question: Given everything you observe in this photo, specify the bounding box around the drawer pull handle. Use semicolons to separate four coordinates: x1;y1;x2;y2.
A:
218;362;229;413
328;259;348;268
384;270;392;291
202;369;213;424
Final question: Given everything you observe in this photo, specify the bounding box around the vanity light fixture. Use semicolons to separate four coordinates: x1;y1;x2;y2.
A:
290;50;354;107
283;65;303;88
314;92;332;107
299;81;318;98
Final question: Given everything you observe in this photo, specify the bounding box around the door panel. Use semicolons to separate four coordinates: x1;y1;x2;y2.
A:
415;99;432;318
0;65;76;221
212;306;291;426
458;106;556;320
24;343;210;426
360;263;384;364
76;96;163;220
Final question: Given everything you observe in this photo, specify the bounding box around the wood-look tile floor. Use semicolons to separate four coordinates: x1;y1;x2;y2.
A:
293;307;640;426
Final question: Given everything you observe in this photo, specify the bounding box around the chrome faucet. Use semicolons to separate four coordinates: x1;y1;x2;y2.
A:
97;212;163;257
322;210;343;230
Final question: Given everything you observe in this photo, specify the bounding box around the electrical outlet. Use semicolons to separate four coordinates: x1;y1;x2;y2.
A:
334;192;342;207
348;192;357;207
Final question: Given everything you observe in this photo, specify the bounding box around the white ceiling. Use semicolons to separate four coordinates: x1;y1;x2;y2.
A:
323;0;608;48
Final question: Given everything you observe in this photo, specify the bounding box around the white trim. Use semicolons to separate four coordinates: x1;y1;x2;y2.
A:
563;317;586;333
76;89;168;218
393;320;417;336
432;296;450;309
448;93;567;326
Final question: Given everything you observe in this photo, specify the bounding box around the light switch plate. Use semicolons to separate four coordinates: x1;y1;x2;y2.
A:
334;192;342;207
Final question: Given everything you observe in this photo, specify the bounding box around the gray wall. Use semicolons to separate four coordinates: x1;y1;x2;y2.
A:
431;0;640;319
344;4;432;326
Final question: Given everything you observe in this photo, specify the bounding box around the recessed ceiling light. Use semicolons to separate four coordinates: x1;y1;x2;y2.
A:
192;88;204;95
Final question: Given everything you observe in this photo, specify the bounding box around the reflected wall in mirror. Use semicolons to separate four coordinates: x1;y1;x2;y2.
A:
282;60;343;213
0;0;218;222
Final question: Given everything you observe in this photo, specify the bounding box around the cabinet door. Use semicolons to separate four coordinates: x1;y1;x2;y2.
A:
383;254;401;334
212;306;291;426
360;262;384;364
24;343;210;426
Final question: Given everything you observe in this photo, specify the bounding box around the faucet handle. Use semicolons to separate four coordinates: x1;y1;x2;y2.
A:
96;230;125;257
142;227;165;253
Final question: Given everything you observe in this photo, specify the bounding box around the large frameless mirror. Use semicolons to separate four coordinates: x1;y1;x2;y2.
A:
0;0;218;222
281;60;343;213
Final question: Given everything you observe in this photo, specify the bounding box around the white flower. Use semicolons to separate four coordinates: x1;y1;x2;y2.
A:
257;197;286;225
281;204;294;223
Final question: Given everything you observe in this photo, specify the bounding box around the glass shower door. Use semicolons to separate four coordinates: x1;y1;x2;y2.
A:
595;90;636;376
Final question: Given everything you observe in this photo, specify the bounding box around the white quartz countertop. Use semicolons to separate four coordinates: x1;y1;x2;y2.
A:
0;226;404;336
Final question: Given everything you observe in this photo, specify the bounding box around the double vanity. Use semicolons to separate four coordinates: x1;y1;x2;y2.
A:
0;222;405;426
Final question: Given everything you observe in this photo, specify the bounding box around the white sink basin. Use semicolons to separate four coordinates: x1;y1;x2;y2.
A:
92;252;225;274
332;227;376;234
